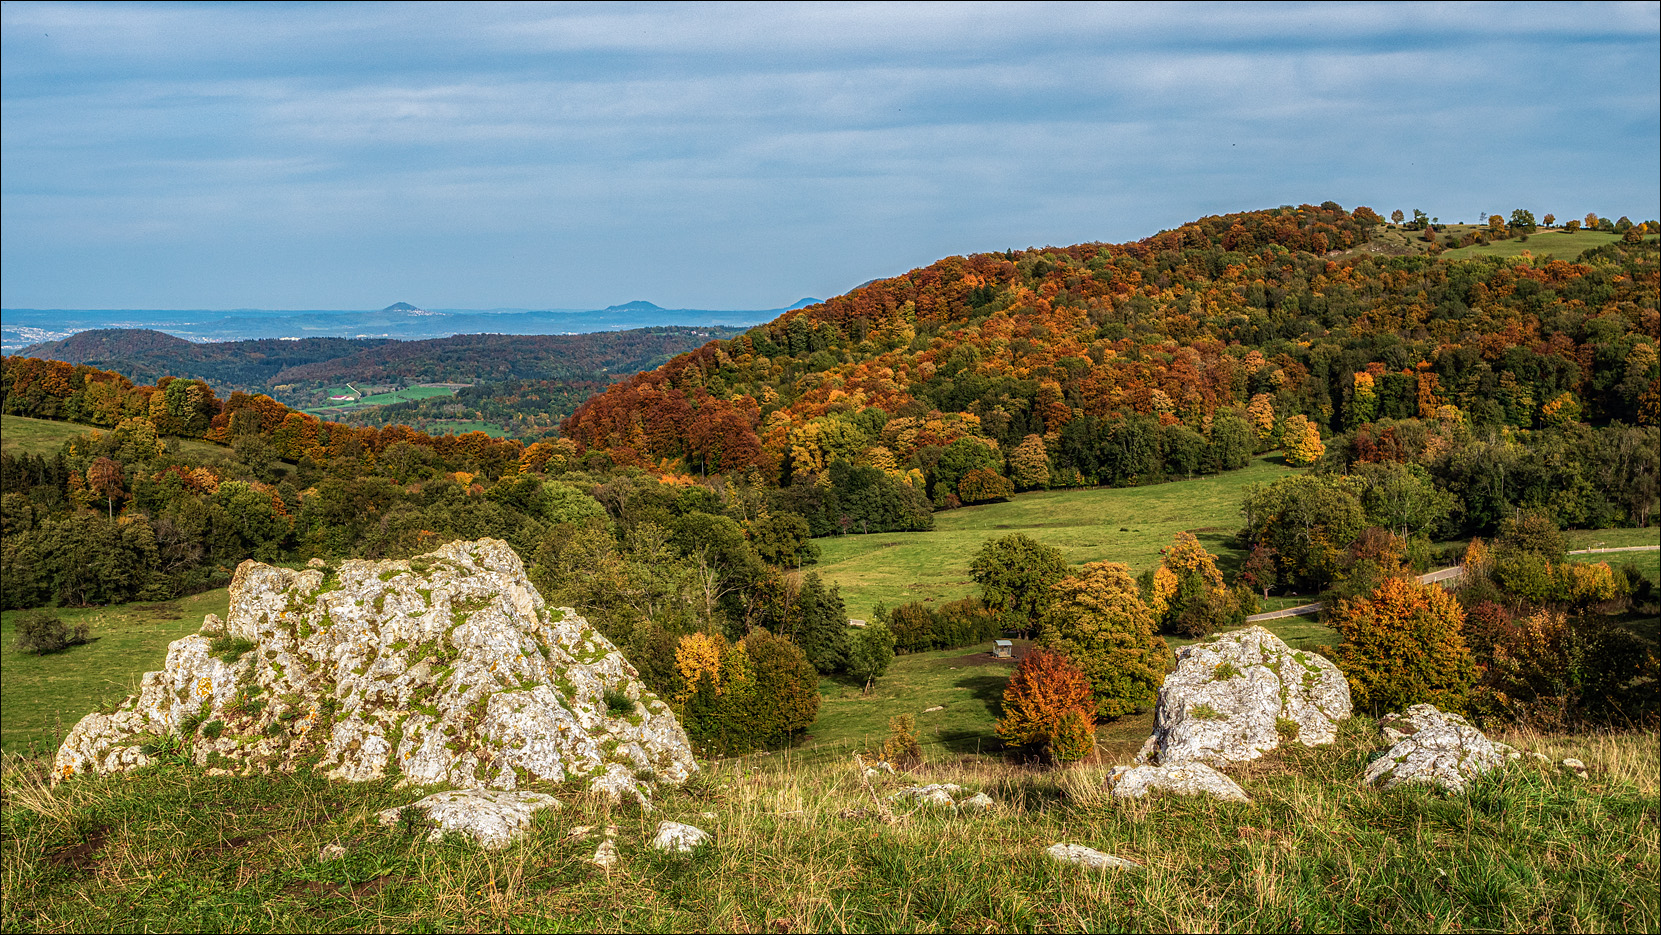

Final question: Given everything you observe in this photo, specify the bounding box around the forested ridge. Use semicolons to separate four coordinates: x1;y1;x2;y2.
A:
20;326;740;417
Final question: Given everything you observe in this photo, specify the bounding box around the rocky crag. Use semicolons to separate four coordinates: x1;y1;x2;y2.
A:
55;539;697;804
1110;626;1353;802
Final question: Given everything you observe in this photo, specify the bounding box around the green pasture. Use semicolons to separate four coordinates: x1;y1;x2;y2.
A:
303;384;458;416
0;589;230;754
422;419;509;438
1442;228;1630;260
1;414;232;464
816;455;1299;622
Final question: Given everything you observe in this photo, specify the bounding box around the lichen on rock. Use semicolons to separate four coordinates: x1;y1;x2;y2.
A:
1137;626;1351;768
1365;703;1517;793
54;538;697;804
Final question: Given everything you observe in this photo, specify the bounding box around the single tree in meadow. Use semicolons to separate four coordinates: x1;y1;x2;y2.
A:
970;534;1068;636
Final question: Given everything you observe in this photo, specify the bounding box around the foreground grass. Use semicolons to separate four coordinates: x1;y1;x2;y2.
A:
0;590;231;755
816;455;1298;621
3;720;1654;933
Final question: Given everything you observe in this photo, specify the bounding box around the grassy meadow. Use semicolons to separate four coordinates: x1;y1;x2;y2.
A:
0;414;232;464
2;718;1654;933
816;455;1298;622
1441;228;1635;260
0;591;231;755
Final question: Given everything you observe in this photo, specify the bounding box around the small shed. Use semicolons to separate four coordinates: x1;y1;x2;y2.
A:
992;639;1013;659
847;618;867;629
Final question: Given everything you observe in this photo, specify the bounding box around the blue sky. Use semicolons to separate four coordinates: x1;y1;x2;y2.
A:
3;1;1657;311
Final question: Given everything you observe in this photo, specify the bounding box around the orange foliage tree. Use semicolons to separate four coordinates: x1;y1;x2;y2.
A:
995;647;1095;760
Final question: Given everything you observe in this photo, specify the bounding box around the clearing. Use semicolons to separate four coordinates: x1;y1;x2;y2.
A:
1;414;234;464
815;455;1298;622
0;589;230;754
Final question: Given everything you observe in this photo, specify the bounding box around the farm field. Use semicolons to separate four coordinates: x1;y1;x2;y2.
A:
303;384;460;416
815;455;1299;622
0;589;231;754
0;414;233;464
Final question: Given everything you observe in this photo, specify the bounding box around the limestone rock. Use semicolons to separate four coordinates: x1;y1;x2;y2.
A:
1562;757;1588;778
650;821;711;853
890;783;962;807
959;792;996;810
923;705;944;713
1365;704;1511;793
590;838;620;869
1139;626;1350;768
54;539;697;804
317;843;347;861
1107;762;1251;802
377;788;561;849
1046;843;1140;870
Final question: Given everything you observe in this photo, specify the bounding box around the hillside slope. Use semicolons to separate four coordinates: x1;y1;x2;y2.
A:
561;204;1658;497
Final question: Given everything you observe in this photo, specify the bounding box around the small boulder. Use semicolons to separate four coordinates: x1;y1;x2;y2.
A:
1561;757;1588;778
923;705;944;713
317;843;347;862
376;788;561;849
1107;762;1250;802
889;783;961;807
1138;627;1350;768
1046;843;1140;870
1365;704;1512;793
959;792;995;811
590;838;620;869
650;821;711;853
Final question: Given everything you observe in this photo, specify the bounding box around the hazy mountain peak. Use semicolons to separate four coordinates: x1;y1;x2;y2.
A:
603;300;665;312
382;302;423;312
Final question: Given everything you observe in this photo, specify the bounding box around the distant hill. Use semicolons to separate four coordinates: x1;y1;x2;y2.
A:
15;325;745;433
381;302;423;312
19;330;392;389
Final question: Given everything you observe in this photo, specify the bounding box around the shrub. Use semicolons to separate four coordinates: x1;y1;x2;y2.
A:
1046;709;1095;763
674;628;819;755
1332;577;1475;715
884;599;1001;653
12;612;89;655
878;714;922;768
996;648;1095;750
1039;562;1173;719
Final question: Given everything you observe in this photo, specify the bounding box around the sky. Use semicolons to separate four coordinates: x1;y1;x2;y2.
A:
2;1;1657;311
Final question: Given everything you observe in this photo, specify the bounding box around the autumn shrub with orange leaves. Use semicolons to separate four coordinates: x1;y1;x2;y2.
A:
995;647;1095;761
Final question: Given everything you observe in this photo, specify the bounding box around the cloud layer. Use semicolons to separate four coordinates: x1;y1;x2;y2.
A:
3;2;1657;309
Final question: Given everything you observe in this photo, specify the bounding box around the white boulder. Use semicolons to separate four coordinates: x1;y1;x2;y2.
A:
376;788;561;849
1046;843;1141;870
889;783;962;807
1138;626;1350;768
650;821;711;853
1365;704;1515;793
1107;762;1251;803
54;539;697;805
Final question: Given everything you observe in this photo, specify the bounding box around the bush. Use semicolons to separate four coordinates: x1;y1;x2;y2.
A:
847;621;897;692
12;611;89;655
1332;577;1475;715
675;628;820;755
1047;709;1095;763
878;714;922;768
883;599;1001;653
996;647;1095;754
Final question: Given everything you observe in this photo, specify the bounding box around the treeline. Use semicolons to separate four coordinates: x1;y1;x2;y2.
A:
560;204;1657;528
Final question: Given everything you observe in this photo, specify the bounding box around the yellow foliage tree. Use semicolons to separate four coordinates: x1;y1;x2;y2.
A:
1281;414;1325;466
1247;393;1276;439
675;631;725;701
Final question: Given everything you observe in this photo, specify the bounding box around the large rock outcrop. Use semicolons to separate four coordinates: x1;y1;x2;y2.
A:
1364;704;1517;793
1137;626;1351;767
55;539;697;803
